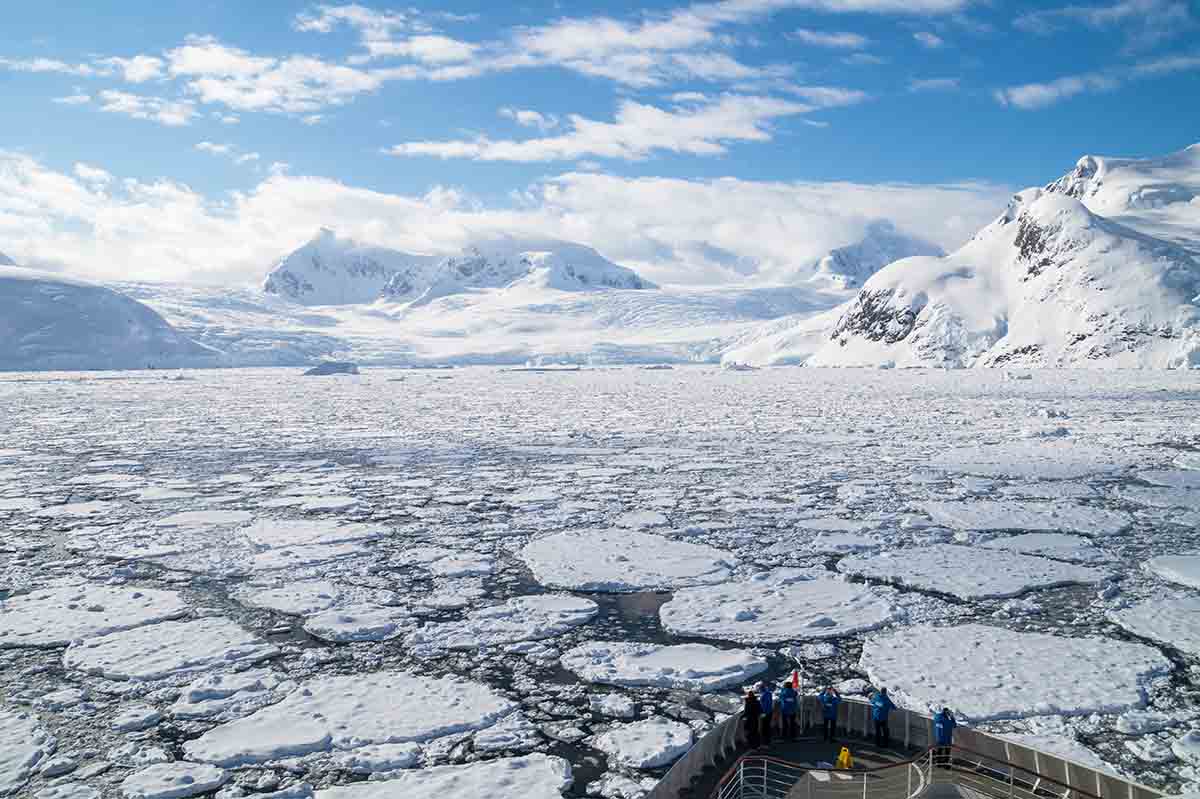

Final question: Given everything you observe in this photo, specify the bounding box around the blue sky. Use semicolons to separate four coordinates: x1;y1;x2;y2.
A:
0;0;1197;284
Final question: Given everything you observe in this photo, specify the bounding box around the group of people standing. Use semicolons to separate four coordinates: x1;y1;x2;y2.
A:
742;681;958;757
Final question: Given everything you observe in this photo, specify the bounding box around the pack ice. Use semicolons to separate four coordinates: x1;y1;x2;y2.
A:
561;642;768;691
0;584;188;648
920;501;1130;536
592;718;694;769
838;544;1108;600
63;618;277;680
312;754;572;799
520;530;732;591
1109;597;1200;657
660;570;903;643
183;672;516;765
860;624;1171;720
406;595;598;651
1144;554;1200;590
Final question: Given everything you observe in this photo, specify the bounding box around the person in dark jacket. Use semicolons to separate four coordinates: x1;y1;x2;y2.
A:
759;682;775;744
870;687;897;748
778;682;799;741
933;706;956;766
743;689;762;749
818;685;841;742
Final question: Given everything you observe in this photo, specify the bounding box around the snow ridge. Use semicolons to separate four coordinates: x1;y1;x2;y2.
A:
808;221;944;289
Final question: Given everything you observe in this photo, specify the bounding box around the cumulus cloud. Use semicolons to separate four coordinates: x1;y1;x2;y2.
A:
0;57;97;76
387;94;820;162
99;55;165;83
195;141;262;166
913;31;945;48
0;150;1010;287
993;53;1200;109
500;108;559;131
97;90;197;126
908;77;960;91
790;28;871;48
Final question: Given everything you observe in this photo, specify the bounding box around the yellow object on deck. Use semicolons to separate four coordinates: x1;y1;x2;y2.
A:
835;747;853;769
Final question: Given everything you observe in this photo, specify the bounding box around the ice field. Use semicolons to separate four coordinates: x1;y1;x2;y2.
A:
2;366;1200;798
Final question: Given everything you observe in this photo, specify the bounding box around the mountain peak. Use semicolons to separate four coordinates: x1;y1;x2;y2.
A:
808;220;944;289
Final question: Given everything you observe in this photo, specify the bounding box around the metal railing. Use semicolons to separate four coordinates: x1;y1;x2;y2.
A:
649;697;1163;799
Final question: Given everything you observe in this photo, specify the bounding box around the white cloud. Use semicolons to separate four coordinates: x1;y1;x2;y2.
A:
73;163;112;185
301;114;325;125
0;150;1009;287
1013;0;1194;51
913;31;945;48
52;93;92;105
100;55;165;82
166;35;382;114
842;52;888;65
97;90;197;126
500;108;559;131
908;77;960;91
790;28;871;48
0;57;96;76
783;85;870;107
994;53;1200;109
195;141;262;167
387;94;817;162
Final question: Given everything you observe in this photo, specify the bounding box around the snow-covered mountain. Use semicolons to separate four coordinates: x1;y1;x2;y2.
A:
727;143;1200;369
1;264;217;371
263;229;441;306
383;238;655;305
807;221;944;289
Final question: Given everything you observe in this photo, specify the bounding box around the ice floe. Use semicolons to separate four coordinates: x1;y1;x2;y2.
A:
920;501;1130;536
860;624;1171;720
407;595;597;651
981;533;1110;563
1145;555;1200;590
592;717;693;769
838;544;1108;600
184;671;516;765
233;581;339;615
0;584;189;648
241;519;381;548
63;617;277;680
332;742;421;773
660;570;903;643
303;605;415;642
931;442;1135;480
521;530;732;592
1109;597;1200;657
562;641;768;691
119;762;228;799
170;669;284;720
0;707;55;796
314;754;571;799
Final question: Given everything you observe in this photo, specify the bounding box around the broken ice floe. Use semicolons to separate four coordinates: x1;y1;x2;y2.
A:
0;584;188;648
520;530;732;591
1109;597;1200;657
313;754;572;799
561;641;768;691
406;595;597;651
592;717;693;769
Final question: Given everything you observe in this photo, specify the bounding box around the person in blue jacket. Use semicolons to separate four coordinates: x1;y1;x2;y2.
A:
778;682;799;741
759;682;775;744
817;685;841;743
933;706;957;766
871;687;897;748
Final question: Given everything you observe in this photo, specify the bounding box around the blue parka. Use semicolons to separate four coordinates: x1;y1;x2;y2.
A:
759;686;774;715
818;690;840;720
778;685;798;716
933;710;957;745
871;692;897;721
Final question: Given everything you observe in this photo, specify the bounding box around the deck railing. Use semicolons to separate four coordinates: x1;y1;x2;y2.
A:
648;697;1163;799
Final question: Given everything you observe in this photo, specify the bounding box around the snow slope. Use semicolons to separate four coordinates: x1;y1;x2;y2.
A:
727;143;1200;368
0;265;217;371
807;221;944;289
263;228;441;306
390;238;655;305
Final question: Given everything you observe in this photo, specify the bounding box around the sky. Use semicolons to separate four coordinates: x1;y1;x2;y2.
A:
0;0;1197;286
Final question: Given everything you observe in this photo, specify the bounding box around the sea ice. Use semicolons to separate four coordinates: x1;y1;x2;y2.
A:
331;742;421;773
184;672;516;765
119;762;228;799
561;641;768;691
1109;597;1200;657
154;511;253;529
313;754;571;799
592;717;693;769
112;704;163;732
241;519;381;549
1174;730;1200;765
920;501;1130;536
981;533;1110;563
0;707;55;796
521;530;732;592
931;442;1134;480
406;595;598;651
838;544;1108;600
234;581;339;615
170;669;283;720
64;617;277;680
660;570;903;643
1145;555;1200;590
1139;471;1200;490
303;605;414;643
1115;486;1200;511
473;712;544;753
0;584;189;648
860;624;1171;720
